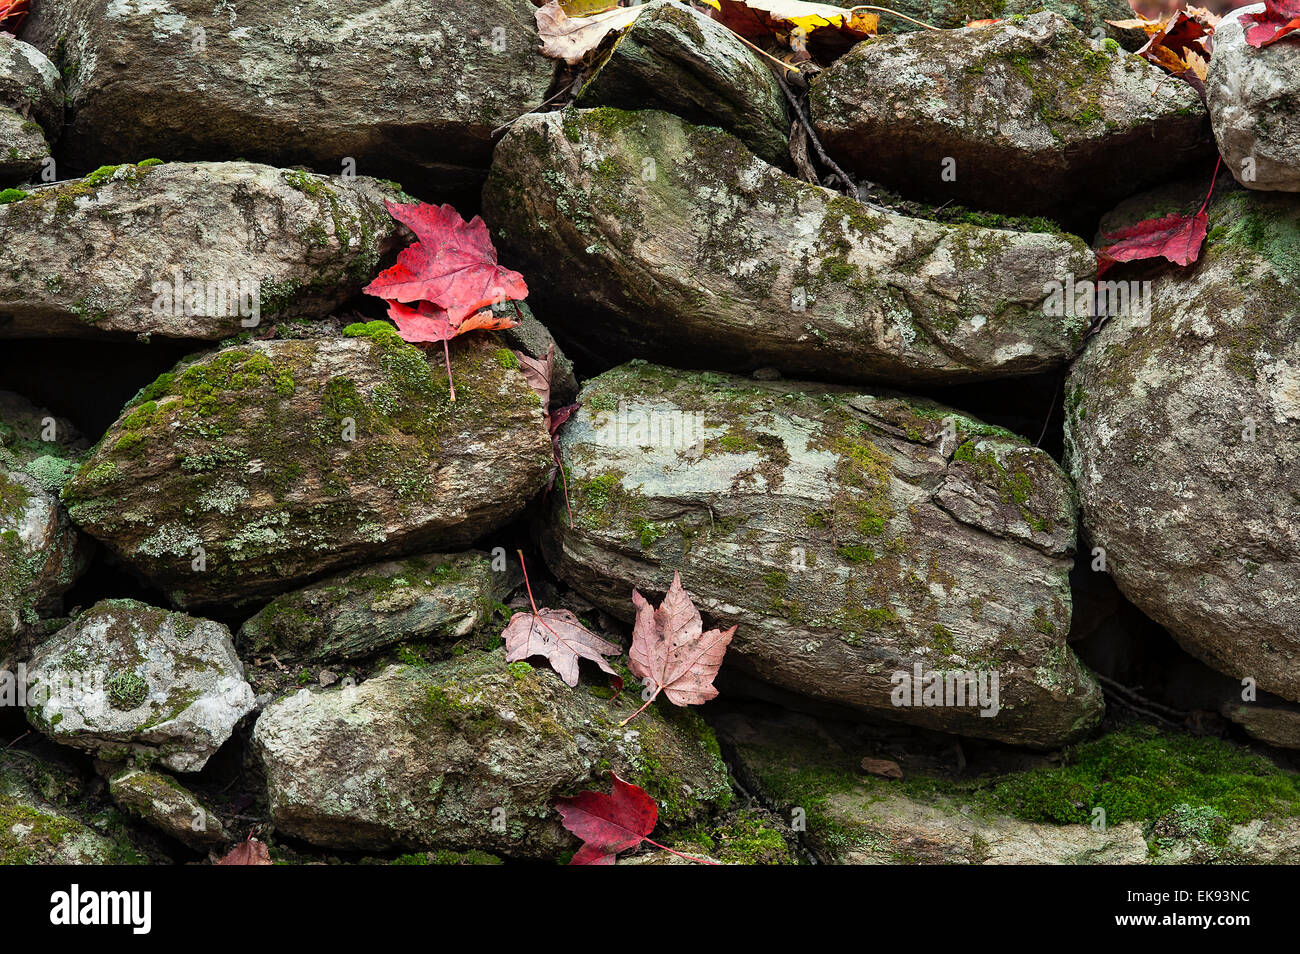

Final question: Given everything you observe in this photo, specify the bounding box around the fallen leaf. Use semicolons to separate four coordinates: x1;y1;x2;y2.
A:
385;301;518;345
702;0;879;40
622;572;735;725
860;757;904;779
218;832;273;865
364;201;528;324
1111;7;1216;93
502;551;621;687
503;607;621;687
965;19;1002;27
1096;210;1209;275
0;0;28;33
535;0;643;65
515;343;555;410
1243;0;1300;47
555;772;659;864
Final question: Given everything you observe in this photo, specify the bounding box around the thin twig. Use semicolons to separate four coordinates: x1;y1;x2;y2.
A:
849;5;942;30
1035;374;1061;448
776;72;859;197
1095;673;1187;721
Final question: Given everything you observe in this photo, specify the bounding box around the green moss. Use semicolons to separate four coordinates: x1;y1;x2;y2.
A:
495;348;521;370
0;188;29;205
104;671;149;711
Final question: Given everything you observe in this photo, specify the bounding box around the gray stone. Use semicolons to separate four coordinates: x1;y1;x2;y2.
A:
1222;702;1300;751
1207;5;1300;193
61;326;554;608
485;108;1095;388
576;0;789;168
25;599;257;772
1066;184;1300;703
21;0;556;190
0;35;63;135
811;13;1212;219
0;161;404;340
540;362;1104;748
252;651;733;858
0;749;126;864
0;106;49;183
238;551;520;665
108;767;228;849
0;392;89;666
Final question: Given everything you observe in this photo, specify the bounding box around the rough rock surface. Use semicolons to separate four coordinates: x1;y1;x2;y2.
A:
0;35;63;136
61;326;553;607
1222;703;1300;751
21;0;556;189
1066;185;1300;702
108;767;227;849
25;599;256;772
0;750;126;864
717;710;1300;864
238;551;519;665
0;161;404;339
252;651;733;858
811;14;1211;220
486;108;1095;387
576;1;789;168
876;0;1140;45
0;107;49;182
541;362;1103;748
496;302;579;406
1207;5;1300;193
1;392;89;665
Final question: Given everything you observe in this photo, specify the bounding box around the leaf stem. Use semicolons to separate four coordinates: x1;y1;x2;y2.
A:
618;685;659;727
641;836;719;865
442;339;456;402
848;5;941;30
517;549;565;643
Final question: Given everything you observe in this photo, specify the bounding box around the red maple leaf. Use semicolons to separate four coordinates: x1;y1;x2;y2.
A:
1243;0;1300;47
0;0;29;33
554;772;713;865
1095;158;1221;276
365;201;528;323
384;301;518;400
217;831;273;865
620;572;735;726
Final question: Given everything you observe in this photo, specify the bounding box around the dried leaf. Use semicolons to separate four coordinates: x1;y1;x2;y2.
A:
860;757;904;778
535;0;643;65
0;0;28;33
218;832;273;865
1243;0;1300;47
624;572;735;723
702;0;879;40
503;606;621;687
515;342;555;410
554;772;658;865
965;19;1002;27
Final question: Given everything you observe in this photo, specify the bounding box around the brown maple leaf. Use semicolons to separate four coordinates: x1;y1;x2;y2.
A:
502;551;621;687
621;572;735;725
218;831;273;865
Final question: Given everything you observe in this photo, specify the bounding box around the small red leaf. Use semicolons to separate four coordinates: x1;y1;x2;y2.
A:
554;772;658;865
1243;0;1300;47
218;832;272;865
0;0;29;32
1095;210;1209;275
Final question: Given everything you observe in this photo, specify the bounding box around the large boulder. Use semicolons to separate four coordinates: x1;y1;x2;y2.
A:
540;362;1104;748
252;651;733;858
21;0;556;189
25;599;257;772
1207;5;1300;193
810;14;1211;220
0;392;89;665
238;551;519;665
0;161;404;339
575;0;789;168
1065;185;1300;702
61;324;554;607
107;767;228;850
485;108;1095;387
0;749;132;864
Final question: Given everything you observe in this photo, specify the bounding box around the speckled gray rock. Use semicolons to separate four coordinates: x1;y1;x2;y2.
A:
1207;5;1300;193
61;327;553;608
485;108;1095;387
1222;702;1300;751
0;750;125;864
21;0;555;189
540;363;1103;748
252;652;733;858
25;599;256;772
869;0;1140;46
0;161;404;340
811;14;1212;219
1066;185;1300;703
496;302;579;407
238;551;520;664
108;767;227;849
0;393;89;666
576;1;789;168
0;36;62;185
